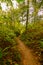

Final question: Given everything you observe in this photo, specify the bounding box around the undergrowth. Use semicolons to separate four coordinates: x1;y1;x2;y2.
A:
21;21;43;64
0;24;21;65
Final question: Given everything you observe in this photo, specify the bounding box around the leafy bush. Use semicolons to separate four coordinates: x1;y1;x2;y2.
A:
0;24;21;65
21;21;43;49
13;50;21;62
0;24;16;42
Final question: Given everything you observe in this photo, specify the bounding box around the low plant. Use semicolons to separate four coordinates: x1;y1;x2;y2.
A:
0;24;21;65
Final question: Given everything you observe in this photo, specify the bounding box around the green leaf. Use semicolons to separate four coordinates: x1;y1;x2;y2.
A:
3;46;10;52
16;0;24;3
0;48;3;59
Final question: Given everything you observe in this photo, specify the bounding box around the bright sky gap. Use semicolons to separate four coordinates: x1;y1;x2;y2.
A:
0;0;43;16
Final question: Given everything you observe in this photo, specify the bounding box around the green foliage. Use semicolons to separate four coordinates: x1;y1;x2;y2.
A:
0;0;43;64
0;24;21;65
16;0;24;3
14;22;25;35
6;61;10;65
0;24;16;44
15;64;19;65
13;51;21;62
0;48;3;59
39;40;43;48
21;21;43;49
0;47;10;59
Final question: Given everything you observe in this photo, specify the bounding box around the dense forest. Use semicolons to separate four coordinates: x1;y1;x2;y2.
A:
0;0;43;65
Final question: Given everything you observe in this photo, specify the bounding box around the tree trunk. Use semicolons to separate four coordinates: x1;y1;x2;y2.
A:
26;0;29;31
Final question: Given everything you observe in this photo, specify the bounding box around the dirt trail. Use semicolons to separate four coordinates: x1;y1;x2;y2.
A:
15;37;40;65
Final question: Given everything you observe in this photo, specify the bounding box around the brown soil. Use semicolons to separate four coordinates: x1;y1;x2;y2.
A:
15;37;40;65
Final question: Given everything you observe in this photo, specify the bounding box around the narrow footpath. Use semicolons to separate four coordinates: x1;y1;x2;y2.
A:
15;37;40;65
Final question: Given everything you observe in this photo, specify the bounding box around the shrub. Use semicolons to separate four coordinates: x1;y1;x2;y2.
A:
0;24;21;65
21;21;43;49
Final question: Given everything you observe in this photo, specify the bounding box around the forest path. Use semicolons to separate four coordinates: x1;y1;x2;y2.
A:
15;37;40;65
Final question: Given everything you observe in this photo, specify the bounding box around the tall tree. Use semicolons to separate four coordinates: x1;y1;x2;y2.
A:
32;0;43;22
17;0;29;31
25;0;29;31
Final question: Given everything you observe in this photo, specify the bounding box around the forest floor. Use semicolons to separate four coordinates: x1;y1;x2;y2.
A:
15;37;40;65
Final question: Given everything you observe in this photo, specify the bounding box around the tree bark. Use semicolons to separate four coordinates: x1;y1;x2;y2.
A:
26;0;29;31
